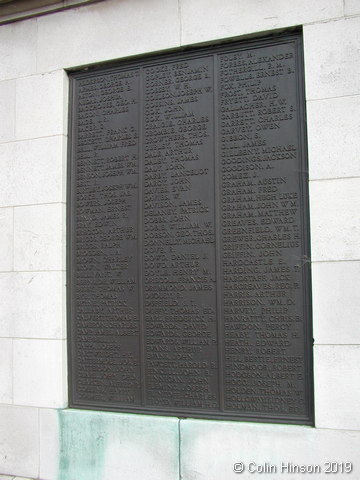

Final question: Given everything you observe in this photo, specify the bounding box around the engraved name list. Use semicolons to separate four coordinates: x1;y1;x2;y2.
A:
68;33;313;424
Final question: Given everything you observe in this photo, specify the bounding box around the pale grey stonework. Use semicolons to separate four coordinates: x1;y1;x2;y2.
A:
0;0;359;478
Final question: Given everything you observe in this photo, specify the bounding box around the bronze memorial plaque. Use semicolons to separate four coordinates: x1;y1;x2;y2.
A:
68;32;313;424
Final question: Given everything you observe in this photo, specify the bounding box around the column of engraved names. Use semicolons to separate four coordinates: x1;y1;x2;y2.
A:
143;58;219;409
219;44;307;416
73;70;141;405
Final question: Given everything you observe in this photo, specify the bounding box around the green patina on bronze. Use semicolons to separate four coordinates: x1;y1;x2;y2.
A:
57;409;180;479
58;410;107;480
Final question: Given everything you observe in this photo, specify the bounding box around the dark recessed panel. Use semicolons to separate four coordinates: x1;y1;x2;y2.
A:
68;32;313;424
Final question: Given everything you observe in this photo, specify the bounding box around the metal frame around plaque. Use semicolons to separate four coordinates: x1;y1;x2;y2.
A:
67;30;314;425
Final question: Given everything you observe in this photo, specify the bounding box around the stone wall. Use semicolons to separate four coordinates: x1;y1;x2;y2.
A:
0;0;359;478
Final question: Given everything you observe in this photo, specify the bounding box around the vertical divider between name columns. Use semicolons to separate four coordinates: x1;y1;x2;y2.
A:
214;54;225;412
138;66;146;406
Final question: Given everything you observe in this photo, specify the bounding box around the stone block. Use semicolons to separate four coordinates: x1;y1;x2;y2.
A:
309;178;360;261
0;80;15;143
0;405;39;477
0;270;64;341
37;0;180;72
0;273;12;337
0;20;37;82
9;271;65;339
0;338;12;404
312;261;360;345
304;17;360;99
180;418;360;479
307;95;360;180
0;208;13;272
39;408;59;480
345;0;360;15
0;136;66;207
13;339;67;408
314;345;360;430
14;203;65;272
15;71;68;140
181;0;343;46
